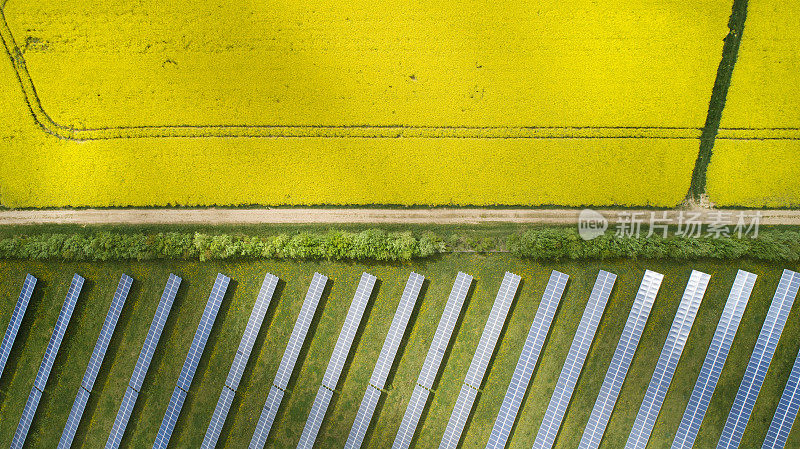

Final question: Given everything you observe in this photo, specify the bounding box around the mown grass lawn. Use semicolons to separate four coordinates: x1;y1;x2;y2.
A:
0;255;799;449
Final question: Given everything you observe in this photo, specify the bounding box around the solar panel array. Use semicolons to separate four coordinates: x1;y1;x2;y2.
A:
11;274;84;449
0;274;36;379
671;270;757;449
439;272;521;449
249;273;328;449
763;343;800;449
297;272;377;449
532;270;617;449
153;273;230;449
392;272;473;449
201;273;279;449
59;274;133;449
345;272;425;449
486;270;569;449
717;269;800;449
625;270;711;449
297;385;334;449
578;270;664;449
106;273;181;449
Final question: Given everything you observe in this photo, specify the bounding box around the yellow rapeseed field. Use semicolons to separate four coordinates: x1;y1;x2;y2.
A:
0;0;731;207
709;0;800;207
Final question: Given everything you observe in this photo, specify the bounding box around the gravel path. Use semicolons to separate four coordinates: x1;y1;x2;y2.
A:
1;208;799;226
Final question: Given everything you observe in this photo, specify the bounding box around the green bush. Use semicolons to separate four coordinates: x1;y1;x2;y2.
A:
508;227;800;261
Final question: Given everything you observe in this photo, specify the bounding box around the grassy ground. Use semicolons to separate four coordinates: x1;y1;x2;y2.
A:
0;255;799;449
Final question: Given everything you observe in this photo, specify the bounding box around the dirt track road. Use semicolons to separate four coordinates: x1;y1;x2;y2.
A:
1;208;799;226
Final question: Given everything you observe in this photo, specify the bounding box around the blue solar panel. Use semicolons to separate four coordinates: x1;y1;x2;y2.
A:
249;274;328;449
417;272;473;390
439;384;479;449
321;272;377;390
578;270;664;449
249;385;285;449
392;272;473;449
154;273;230;449
486;270;569;449
10;387;42;449
625;270;711;449
201;273;278;448
129;274;181;392
763;344;800;449
297;385;334;449
671;270;756;449
392;384;431;449
12;275;84;449
226;273;278;392
297;273;376;449
0;274;37;379
370;272;424;389
717;269;800;449
440;272;521;449
105;387;138;449
272;273;328;391
83;274;133;391
176;273;230;391
58;387;91;449
345;385;383;449
201;386;236;449
532;270;616;449
344;272;424;449
34;274;85;391
152;387;187;449
106;274;180;449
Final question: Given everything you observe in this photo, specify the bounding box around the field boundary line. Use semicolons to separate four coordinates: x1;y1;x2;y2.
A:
1;208;800;226
0;2;792;142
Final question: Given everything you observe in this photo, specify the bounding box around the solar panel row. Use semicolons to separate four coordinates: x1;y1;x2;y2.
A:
439;272;521;449
273;273;328;391
12;274;84;449
202;273;279;449
130;274;182;393
345;273;424;449
417;272;474;390
249;274;328;449
532;270;616;449
106;274;181;449
344;385;383;449
486;270;569;449
201;386;236;449
59;274;133;449
249;385;285;449
297;386;334;449
152;387;187;449
439;384;479;449
463;272;521;389
176;273;231;392
321;272;377;390
298;273;377;449
671;270;757;449
392;272;473;449
34;274;85;391
717;269;800;449
763;343;800;449
370;272;424;389
153;273;230;449
578;270;664;449
106;387;138;449
58;387;91;449
10;388;42;449
0;273;37;379
625;270;711;449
